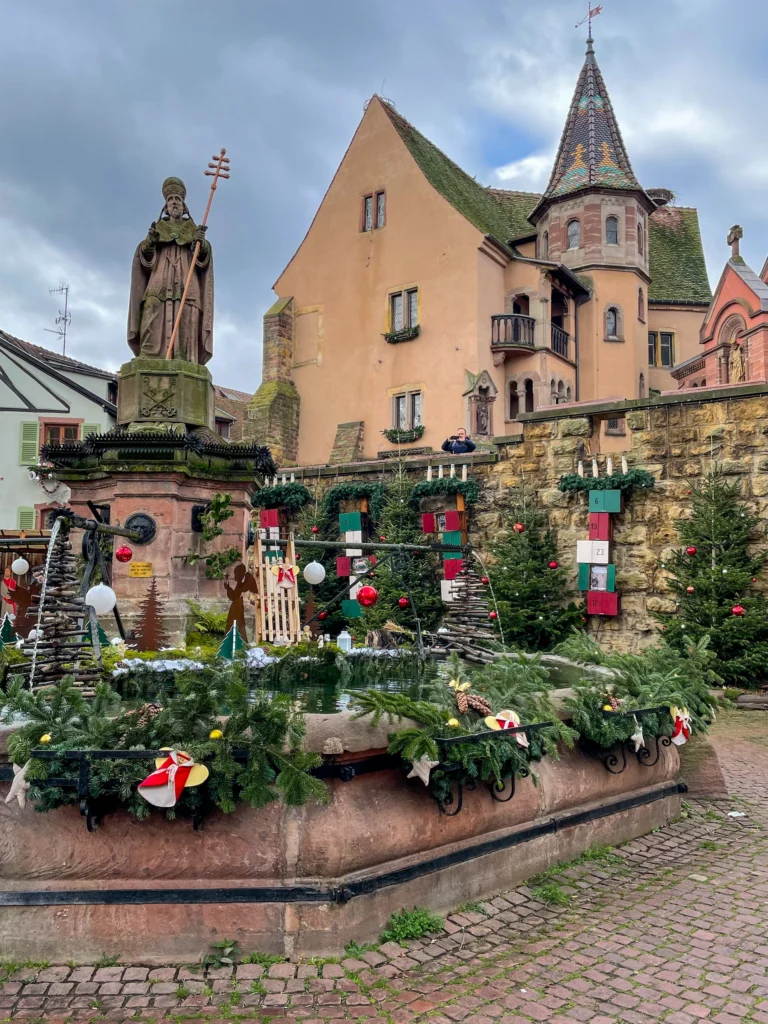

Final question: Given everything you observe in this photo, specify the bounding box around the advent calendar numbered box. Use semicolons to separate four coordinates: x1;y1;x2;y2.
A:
589;513;612;541
339;512;363;532
587;591;620;616
421;513;436;534
440;579;458;602
576;540;610;565
588;490;622;514
344;530;363;544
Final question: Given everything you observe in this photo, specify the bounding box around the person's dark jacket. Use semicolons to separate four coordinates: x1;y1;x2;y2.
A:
441;436;476;455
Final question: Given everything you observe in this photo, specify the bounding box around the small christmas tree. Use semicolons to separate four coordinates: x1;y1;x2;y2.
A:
82;620;110;649
0;613;16;645
133;578;171;653
217;623;246;659
363;465;442;633
659;469;768;687
487;486;583;650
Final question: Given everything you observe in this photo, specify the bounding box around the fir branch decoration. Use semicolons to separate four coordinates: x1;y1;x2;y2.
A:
1;666;327;822
383;325;420;344
251;483;313;514
382;425;426;444
408;478;479;507
322;483;387;525
350;652;572;804
557;469;655;495
564;634;718;750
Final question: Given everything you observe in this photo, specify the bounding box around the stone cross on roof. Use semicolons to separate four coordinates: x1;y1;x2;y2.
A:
727;225;743;259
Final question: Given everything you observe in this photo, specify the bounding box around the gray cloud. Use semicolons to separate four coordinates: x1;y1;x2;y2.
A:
1;0;766;389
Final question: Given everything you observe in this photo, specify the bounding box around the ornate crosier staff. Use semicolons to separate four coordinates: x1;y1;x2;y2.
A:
164;148;230;360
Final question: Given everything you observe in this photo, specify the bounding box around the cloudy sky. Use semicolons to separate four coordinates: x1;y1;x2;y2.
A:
1;0;766;392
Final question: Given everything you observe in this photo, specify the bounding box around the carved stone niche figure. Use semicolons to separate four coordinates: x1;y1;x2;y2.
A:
128;177;214;365
730;341;746;384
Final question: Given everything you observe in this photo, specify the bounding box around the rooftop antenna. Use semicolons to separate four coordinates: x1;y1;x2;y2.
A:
45;283;71;356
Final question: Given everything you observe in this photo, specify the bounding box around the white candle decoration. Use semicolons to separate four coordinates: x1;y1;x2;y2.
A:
606;456;613;476
577;461;584;478
592;458;599;479
622;456;628;474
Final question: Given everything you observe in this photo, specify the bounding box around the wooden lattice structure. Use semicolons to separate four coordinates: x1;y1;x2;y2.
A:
253;533;301;644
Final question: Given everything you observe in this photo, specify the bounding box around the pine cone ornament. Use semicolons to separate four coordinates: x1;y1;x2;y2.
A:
466;694;492;716
456;691;469;714
135;702;163;727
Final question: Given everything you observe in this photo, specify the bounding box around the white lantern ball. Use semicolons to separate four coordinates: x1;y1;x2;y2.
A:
303;561;326;586
28;627;43;641
85;583;117;616
11;557;29;576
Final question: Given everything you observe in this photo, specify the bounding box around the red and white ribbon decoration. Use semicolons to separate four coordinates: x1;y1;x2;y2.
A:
669;706;692;746
138;750;195;808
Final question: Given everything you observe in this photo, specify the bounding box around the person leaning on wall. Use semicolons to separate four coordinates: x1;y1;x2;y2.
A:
441;428;476;455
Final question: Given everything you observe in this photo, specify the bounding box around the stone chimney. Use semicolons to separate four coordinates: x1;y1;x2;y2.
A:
245;297;300;466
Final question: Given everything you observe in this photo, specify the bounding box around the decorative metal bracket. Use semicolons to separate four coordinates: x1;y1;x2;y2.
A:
636;733;672;767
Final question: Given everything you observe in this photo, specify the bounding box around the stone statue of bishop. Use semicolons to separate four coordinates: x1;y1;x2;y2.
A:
128;176;214;365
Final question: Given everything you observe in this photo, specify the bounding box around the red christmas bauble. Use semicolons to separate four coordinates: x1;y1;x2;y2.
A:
686;546;697;556
687;490;692;495
398;596;409;608
752;577;758;582
380;536;387;542
357;585;379;608
549;561;558;569
732;605;745;617
489;611;498;620
686;586;695;594
481;576;489;585
318;611;327;620
513;523;525;534
311;526;319;534
115;546;133;563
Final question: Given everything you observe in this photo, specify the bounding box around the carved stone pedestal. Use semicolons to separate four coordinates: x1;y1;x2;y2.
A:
117;357;214;431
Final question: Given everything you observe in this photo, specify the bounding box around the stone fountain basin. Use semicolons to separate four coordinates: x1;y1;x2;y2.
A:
0;688;681;962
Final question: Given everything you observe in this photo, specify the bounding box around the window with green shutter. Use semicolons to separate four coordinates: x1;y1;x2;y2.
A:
81;423;100;440
19;422;40;465
17;508;36;531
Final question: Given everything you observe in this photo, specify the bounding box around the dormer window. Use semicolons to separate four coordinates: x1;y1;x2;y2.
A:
606;216;619;245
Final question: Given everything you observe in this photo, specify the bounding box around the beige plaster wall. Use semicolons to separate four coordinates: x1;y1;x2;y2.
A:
647;304;707;392
274;99;491;464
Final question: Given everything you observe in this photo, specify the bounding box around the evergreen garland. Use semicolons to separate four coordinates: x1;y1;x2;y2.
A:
408;478;479;507
322;483;387;525
563;634;718;749
487;486;583;650
557;469;654;495
352;653;573;803
2;668;327;820
251;483;313;513
657;469;768;688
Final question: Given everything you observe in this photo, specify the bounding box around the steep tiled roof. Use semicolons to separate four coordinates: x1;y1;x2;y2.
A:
1;331;115;378
536;39;642;208
648;207;712;304
214;385;252;402
376;97;709;306
378;100;523;245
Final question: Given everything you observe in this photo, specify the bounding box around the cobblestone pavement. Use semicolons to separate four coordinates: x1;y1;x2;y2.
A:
2;710;767;1024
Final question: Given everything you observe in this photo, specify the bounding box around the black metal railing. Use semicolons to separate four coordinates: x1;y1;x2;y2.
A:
491;314;535;348
551;324;570;358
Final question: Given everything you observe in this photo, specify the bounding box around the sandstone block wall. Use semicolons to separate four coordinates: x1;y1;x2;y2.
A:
275;385;768;653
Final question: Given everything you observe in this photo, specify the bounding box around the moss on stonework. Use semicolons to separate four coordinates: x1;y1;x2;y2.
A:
249;380;299;410
264;296;293;317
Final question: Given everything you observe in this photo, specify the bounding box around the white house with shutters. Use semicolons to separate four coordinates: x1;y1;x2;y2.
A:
0;331;117;530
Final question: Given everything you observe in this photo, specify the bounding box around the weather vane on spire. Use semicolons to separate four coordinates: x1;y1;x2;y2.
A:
576;3;602;34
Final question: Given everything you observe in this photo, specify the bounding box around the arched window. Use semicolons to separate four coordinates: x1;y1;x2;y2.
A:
509;381;519;420
638;288;645;321
639;372;645;398
606;216;619;245
542;231;549;259
638;220;644;256
567;219;581;249
524;379;534;413
606;307;618;338
566;385;572;401
557;380;565;398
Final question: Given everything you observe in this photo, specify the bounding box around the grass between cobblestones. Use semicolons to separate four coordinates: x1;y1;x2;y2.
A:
1;711;767;1024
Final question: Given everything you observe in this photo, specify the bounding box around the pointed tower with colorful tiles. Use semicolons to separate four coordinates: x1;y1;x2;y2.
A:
529;36;657;436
